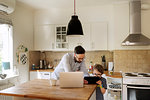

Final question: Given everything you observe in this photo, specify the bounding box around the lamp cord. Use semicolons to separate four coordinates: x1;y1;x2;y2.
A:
74;0;76;15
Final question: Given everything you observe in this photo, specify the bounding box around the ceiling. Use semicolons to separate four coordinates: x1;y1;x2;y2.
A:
17;0;150;10
16;0;128;10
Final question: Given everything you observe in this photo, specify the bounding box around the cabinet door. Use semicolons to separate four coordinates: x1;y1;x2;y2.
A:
40;72;51;79
80;23;91;51
34;25;55;50
68;36;81;51
68;23;91;51
30;72;38;80
55;25;68;51
91;22;108;50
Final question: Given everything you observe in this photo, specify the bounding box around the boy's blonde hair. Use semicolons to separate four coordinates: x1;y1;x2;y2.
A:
93;64;104;74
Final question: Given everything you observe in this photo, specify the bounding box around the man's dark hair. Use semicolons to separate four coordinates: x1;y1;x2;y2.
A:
94;64;104;74
74;45;85;54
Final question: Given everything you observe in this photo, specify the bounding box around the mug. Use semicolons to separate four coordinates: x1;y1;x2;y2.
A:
50;79;57;86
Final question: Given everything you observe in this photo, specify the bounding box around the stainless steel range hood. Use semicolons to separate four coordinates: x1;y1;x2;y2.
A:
122;0;150;46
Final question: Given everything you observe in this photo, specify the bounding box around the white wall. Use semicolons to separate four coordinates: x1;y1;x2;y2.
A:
9;2;34;83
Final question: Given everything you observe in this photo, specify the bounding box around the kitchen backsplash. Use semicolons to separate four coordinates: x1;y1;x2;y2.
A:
29;51;41;70
114;50;150;73
29;51;113;69
29;50;150;73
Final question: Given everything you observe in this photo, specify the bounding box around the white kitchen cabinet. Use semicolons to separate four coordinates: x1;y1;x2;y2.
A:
30;71;51;80
80;23;91;51
68;22;108;51
68;23;91;51
68;36;81;51
30;72;38;80
33;22;108;51
38;72;51;79
34;24;55;51
91;22;108;50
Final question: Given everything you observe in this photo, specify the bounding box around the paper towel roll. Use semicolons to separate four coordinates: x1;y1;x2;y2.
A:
108;62;113;71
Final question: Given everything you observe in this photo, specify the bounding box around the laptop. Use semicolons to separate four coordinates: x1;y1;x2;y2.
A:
59;72;84;88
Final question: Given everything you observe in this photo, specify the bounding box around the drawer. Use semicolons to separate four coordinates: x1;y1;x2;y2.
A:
38;72;51;79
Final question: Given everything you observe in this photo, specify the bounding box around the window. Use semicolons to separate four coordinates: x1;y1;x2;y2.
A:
0;24;13;75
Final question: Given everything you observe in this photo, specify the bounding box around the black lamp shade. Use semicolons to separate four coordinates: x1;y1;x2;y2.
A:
67;15;83;35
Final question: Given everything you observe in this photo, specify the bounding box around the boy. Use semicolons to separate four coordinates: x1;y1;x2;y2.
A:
93;64;107;100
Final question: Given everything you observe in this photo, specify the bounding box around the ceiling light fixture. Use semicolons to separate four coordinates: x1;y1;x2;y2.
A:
67;0;83;35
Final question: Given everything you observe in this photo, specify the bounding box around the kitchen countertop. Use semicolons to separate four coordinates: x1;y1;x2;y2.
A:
30;69;122;78
30;69;54;72
0;79;97;100
104;71;122;78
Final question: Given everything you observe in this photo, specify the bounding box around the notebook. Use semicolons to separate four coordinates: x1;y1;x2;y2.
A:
59;72;84;88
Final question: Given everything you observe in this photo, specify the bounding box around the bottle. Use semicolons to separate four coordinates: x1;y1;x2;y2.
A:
40;60;43;69
101;55;107;71
88;61;93;74
90;61;93;71
44;60;47;69
32;64;35;70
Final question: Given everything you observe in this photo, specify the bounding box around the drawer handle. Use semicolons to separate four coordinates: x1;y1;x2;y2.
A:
44;74;50;75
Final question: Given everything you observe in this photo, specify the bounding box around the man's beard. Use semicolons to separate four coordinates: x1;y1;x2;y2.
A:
74;57;82;63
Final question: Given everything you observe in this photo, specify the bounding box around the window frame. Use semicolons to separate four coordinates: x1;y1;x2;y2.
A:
0;24;13;75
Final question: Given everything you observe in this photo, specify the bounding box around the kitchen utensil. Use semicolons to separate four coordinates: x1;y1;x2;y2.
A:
108;62;114;75
108;62;113;71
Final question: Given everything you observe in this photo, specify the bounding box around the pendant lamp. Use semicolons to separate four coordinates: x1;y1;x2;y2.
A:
67;0;83;35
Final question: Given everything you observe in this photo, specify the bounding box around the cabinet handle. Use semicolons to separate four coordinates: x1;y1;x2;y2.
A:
44;74;50;75
127;86;150;89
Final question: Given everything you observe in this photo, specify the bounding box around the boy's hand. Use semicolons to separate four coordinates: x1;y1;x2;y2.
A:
96;80;102;85
84;79;88;84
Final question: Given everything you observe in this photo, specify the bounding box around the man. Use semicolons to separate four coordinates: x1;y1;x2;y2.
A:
51;45;89;80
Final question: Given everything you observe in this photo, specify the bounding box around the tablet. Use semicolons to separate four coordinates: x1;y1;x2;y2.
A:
84;76;100;84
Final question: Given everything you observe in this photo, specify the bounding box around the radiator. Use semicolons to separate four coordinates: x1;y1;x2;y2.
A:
0;83;14;100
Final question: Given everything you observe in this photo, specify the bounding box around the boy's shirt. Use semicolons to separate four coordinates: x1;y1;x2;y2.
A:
96;77;107;100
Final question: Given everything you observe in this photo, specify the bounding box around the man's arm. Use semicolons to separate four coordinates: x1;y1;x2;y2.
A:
80;60;89;76
61;54;72;72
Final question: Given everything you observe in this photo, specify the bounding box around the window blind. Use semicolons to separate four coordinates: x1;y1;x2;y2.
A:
0;11;12;25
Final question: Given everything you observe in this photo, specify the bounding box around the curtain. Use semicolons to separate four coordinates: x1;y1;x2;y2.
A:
0;11;12;25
